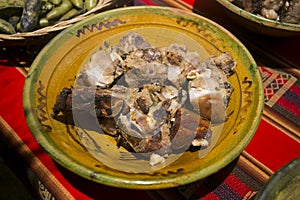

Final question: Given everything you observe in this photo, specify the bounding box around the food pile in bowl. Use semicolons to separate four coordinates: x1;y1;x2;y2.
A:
216;0;300;36
51;32;237;166
230;0;300;24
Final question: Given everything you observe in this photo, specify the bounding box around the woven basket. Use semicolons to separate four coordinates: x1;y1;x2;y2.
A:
0;0;132;46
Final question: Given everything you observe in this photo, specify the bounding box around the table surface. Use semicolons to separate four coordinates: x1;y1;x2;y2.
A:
0;0;299;199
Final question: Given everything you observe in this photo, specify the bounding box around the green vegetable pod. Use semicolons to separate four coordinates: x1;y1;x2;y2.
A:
59;8;84;21
69;0;83;9
85;0;98;11
39;17;49;27
46;0;73;20
0;18;16;34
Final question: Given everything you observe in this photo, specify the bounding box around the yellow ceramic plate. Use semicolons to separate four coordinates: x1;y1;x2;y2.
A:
23;6;264;189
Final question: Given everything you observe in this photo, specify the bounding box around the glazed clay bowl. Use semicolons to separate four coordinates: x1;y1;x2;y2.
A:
23;6;264;189
255;157;300;200
216;0;300;36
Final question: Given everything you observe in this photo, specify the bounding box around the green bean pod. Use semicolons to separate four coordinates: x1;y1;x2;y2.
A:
85;0;98;11
39;17;49;27
59;8;84;21
46;0;73;20
69;0;83;9
16;22;21;31
0;18;16;34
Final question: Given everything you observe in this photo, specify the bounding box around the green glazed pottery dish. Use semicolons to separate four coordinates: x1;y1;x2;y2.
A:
255;157;300;200
23;6;264;189
216;0;300;36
